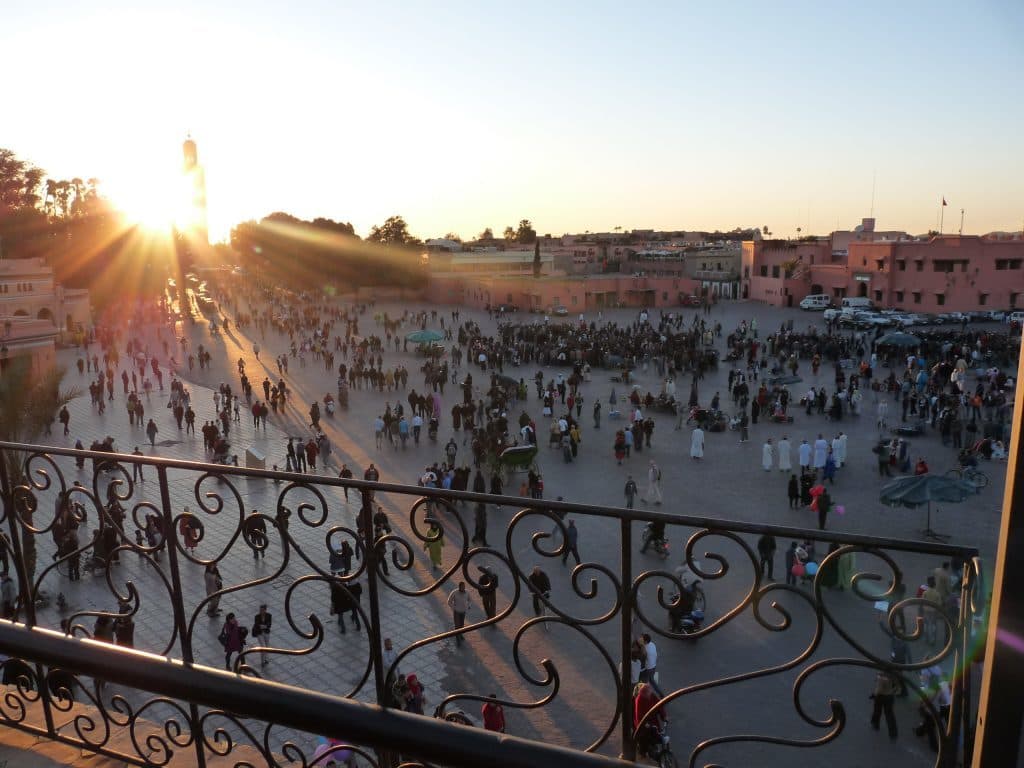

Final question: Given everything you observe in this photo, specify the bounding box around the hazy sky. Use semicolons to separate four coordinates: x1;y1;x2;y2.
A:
4;0;1022;241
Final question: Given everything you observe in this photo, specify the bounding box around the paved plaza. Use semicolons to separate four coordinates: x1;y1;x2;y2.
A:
18;293;1007;766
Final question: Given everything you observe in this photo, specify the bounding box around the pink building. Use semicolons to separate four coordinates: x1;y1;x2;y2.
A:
427;273;702;311
742;232;1024;312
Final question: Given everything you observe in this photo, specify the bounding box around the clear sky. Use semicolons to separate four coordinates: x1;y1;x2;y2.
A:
4;0;1022;242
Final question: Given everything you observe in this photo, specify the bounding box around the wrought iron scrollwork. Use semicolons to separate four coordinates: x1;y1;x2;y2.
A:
0;443;981;768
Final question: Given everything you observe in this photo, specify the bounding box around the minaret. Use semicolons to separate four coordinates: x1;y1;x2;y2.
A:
182;134;208;245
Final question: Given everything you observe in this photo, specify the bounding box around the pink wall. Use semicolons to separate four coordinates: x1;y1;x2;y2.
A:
428;274;702;310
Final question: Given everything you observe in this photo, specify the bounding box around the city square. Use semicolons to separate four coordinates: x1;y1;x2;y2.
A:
1;277;1007;766
1;3;1022;766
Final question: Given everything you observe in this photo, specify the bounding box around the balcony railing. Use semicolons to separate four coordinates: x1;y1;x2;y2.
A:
0;441;982;767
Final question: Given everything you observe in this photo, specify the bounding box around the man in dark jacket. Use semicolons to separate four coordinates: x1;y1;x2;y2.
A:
330;580;362;634
252;604;273;666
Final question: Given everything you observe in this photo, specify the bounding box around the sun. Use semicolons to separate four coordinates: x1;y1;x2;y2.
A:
104;160;195;236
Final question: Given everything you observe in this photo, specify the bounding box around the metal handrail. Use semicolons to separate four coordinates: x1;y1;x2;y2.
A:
0;440;981;768
0;441;979;559
0;622;629;768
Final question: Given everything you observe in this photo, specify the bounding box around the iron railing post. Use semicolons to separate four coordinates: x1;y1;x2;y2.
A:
619;517;634;761
156;464;206;768
0;447;56;739
359;485;391;767
973;338;1024;767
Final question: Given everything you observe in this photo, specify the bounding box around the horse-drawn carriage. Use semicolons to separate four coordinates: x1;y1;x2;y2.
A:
497;444;539;480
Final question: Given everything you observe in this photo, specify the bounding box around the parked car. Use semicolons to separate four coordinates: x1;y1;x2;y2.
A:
552;305;569;316
987;310;1007;322
681;295;703;307
1007;311;1024;326
823;308;841;321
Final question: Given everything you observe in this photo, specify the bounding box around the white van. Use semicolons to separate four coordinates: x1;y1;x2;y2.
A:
799;294;831;311
841;297;874;312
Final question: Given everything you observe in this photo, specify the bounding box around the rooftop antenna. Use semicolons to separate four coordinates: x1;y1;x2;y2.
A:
870;170;876;219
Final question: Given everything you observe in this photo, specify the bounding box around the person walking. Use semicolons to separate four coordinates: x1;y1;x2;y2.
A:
528;565;552;616
624;475;638;509
813;434;828;475
446;581;472;646
245;509;268;560
798;439;812;472
481;695;506;733
424;523;444;570
788;474;800;509
784;541;799;586
762;438;774;471
252;604;272;667
562;519;581;566
205;563;223;616
690;426;705;460
145;418;158;448
777;436;792;473
593;401;601;429
640;634;665;697
644;460;662;505
757;533;777;580
131;446;145;482
219;613;246;670
870;669;899;741
476;566;498;620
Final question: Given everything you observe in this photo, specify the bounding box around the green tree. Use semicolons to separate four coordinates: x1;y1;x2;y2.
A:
533;240;541;278
0;358;79;579
503;226;515;242
443;232;461;242
0;149;45;211
478;227;493;240
516;219;537;244
367;215;420;246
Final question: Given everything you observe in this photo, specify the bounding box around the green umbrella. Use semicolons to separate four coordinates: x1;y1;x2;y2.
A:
879;474;976;541
876;331;921;348
406;329;444;343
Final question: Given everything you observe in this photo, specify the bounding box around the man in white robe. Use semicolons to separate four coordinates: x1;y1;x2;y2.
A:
690;427;705;459
777;437;792;472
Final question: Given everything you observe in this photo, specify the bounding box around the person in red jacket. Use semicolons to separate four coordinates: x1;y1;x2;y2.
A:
481;694;505;733
633;682;666;757
914;457;930;475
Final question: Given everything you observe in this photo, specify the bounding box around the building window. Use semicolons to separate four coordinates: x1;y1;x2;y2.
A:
662;292;668;301
571;295;578;305
771;265;780;278
895;290;904;303
873;290;883;303
716;262;722;270
979;293;989;306
833;287;844;299
915;261;924;272
876;260;885;271
936;293;946;306
913;292;922;304
1011;292;1019;308
759;266;767;277
897;260;906;271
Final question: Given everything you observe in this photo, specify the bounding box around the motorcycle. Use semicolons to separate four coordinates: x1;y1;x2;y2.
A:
324;394;335;417
668;561;706;634
641;725;677;768
641;523;670;559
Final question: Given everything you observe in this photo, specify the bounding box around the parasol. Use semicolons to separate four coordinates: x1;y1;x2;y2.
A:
406;329;444;343
876;331;921;348
879;474;976;541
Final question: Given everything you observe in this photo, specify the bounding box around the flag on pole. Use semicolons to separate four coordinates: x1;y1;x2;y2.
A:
942;197;948;206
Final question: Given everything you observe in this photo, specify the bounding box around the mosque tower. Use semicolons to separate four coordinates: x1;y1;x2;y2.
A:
182;134;208;245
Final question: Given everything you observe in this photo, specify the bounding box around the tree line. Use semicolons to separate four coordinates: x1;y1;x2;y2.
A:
0;148;169;308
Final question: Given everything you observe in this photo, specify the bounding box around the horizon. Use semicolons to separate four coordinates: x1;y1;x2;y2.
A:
4;1;1023;243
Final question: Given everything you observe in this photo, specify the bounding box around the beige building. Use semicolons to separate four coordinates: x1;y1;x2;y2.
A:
0;257;91;335
0;257;91;378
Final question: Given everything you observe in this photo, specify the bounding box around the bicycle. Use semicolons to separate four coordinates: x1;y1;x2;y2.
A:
946;466;988;490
